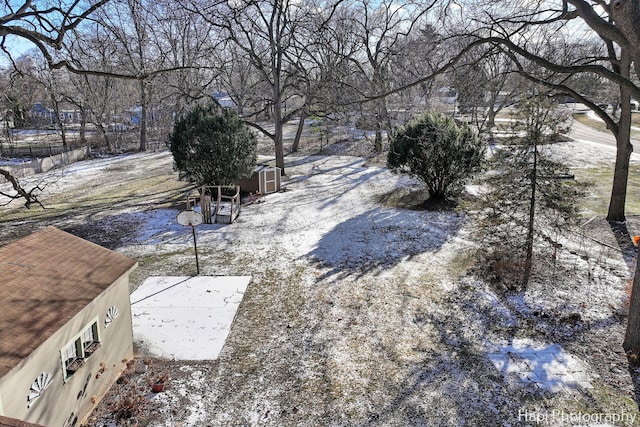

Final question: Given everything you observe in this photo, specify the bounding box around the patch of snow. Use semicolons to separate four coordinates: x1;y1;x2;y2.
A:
489;338;593;393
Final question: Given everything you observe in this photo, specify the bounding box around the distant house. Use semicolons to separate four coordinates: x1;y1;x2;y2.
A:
436;86;458;105
213;92;236;109
29;103;55;126
0;227;138;427
29;103;83;126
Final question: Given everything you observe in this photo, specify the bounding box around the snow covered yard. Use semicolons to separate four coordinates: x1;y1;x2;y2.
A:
2;139;640;425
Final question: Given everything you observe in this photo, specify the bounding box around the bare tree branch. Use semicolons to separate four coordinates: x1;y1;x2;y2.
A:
0;168;44;209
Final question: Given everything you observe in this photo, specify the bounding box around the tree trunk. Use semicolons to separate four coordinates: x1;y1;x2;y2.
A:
608;130;633;222
486;107;497;137
373;98;391;153
291;109;307;153
139;80;148;152
97;123;112;152
273;98;285;176
60;122;67;148
374;127;383;152
607;50;633;223
624;249;640;358
522;141;537;288
79;109;87;146
51;96;67;148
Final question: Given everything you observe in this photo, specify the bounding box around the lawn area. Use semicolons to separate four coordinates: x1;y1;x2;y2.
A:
573;164;640;217
2;145;640;426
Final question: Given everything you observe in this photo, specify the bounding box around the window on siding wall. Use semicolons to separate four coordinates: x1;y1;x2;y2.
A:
61;320;100;380
82;322;100;356
62;338;83;378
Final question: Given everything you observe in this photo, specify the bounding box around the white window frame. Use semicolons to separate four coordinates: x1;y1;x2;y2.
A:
81;323;97;348
60;317;100;381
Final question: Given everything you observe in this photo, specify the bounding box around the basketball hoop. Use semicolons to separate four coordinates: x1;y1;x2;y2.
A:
177;210;204;226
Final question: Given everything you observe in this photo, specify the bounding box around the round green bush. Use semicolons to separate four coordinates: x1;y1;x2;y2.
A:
169;103;257;186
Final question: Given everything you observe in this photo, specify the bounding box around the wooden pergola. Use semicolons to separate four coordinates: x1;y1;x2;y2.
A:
186;185;241;224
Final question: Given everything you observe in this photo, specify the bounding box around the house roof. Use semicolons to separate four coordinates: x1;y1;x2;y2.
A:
0;227;137;378
0;415;45;427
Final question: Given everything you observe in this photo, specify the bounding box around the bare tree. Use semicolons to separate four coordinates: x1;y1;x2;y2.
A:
68;24;138;152
344;0;439;151
301;7;362;121
445;0;640;222
0;0;114;207
0;55;46;129
440;0;640;361
183;0;347;175
151;0;219;118
94;0;164;152
16;54;76;147
451;46;523;135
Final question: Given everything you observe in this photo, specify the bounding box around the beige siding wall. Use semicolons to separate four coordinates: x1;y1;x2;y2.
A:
0;272;135;427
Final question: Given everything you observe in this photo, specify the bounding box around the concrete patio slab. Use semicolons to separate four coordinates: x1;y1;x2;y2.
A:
130;275;251;360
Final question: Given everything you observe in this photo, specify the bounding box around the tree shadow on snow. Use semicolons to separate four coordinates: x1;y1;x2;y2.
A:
64;208;225;249
608;221;637;270
305;206;465;280
355;308;537;426
284;156;379;189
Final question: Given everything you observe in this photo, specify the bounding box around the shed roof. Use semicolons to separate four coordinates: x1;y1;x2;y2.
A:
0;227;137;378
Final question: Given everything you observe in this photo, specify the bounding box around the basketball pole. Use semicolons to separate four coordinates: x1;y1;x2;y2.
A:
191;223;200;275
177;210;204;276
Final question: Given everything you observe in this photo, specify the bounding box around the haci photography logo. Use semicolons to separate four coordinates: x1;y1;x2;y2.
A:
518;408;637;425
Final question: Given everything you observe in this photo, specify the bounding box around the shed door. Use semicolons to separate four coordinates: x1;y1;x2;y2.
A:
263;169;279;193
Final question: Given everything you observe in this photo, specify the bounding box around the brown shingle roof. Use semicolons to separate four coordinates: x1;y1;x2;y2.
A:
0;227;137;378
0;415;45;427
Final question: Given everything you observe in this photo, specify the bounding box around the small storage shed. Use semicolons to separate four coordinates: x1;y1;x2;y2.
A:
0;227;138;427
237;165;281;195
